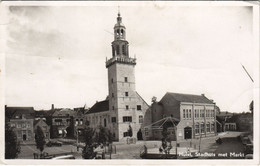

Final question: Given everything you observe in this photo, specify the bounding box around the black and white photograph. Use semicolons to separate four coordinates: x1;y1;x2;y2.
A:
0;1;259;164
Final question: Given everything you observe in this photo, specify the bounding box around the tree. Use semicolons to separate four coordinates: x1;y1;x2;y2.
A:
160;124;172;157
35;126;46;155
5;124;21;159
82;127;96;159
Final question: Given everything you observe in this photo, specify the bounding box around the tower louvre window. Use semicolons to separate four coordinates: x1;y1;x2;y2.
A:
122;45;126;55
116;45;120;55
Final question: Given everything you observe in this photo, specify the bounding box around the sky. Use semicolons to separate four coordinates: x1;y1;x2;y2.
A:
2;3;256;112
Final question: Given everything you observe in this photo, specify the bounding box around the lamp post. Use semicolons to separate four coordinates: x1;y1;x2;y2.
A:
76;128;79;151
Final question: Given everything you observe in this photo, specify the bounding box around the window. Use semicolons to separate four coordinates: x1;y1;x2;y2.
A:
186;109;189;119
189;109;191;119
28;130;31;137
183;109;186;119
123;116;132;122
145;128;149;136
75;119;79;126
212;110;215;118
137;105;142;110
112;93;114;97
11;123;15;127
123;132;130;137
206;123;210;133
104;119;107;127
211;123;215;132
112;106;114;110
116;45;120;55
124;77;128;82
27;123;30;128
201;110;205;118
111;78;113;83
17;131;22;138
122;45;126;55
112;117;116;123
195;123;200;135
139;115;143;123
125;92;128;97
80;119;83;125
126;105;129;110
194;110;197;119
200;123;205;134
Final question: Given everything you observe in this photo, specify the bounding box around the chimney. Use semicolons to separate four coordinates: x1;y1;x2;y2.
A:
51;104;54;110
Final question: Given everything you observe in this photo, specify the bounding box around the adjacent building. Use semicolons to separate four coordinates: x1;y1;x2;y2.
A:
6;106;35;141
143;93;217;141
85;12;150;141
46;107;74;138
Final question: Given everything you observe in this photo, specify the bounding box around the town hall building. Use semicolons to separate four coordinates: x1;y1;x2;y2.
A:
85;12;150;141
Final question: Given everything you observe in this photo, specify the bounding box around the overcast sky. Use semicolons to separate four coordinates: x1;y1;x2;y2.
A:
3;4;255;112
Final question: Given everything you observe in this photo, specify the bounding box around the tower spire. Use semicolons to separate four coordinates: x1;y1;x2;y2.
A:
118;6;120;16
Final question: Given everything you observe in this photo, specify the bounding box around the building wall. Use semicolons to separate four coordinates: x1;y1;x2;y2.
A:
145;100;216;141
177;103;216;140
10;119;34;141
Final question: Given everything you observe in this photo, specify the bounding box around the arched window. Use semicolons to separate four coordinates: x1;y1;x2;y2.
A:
116;29;120;36
121;29;124;35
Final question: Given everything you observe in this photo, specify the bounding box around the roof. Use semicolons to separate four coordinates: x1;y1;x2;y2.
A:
6;107;35;119
34;118;48;126
86;100;109;114
165;92;214;104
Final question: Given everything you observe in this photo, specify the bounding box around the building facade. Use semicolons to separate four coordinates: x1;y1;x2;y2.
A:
143;93;217;141
46;108;74;138
85;12;149;141
6;107;35;141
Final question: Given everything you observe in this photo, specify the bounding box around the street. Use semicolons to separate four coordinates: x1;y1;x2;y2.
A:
17;132;247;159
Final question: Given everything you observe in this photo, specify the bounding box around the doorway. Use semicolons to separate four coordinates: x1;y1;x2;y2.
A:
23;134;27;141
184;127;192;139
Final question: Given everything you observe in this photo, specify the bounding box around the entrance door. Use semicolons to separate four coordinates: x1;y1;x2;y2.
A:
184;127;192;139
23;134;27;141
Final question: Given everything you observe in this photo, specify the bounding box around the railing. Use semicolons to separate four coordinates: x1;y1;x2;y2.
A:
106;56;136;67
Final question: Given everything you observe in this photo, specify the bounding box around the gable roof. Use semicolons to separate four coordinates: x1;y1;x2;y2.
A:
6;107;35;119
34;118;48;126
86;100;109;114
165;92;214;104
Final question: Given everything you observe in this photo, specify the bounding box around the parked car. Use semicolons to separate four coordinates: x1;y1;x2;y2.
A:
46;141;63;147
